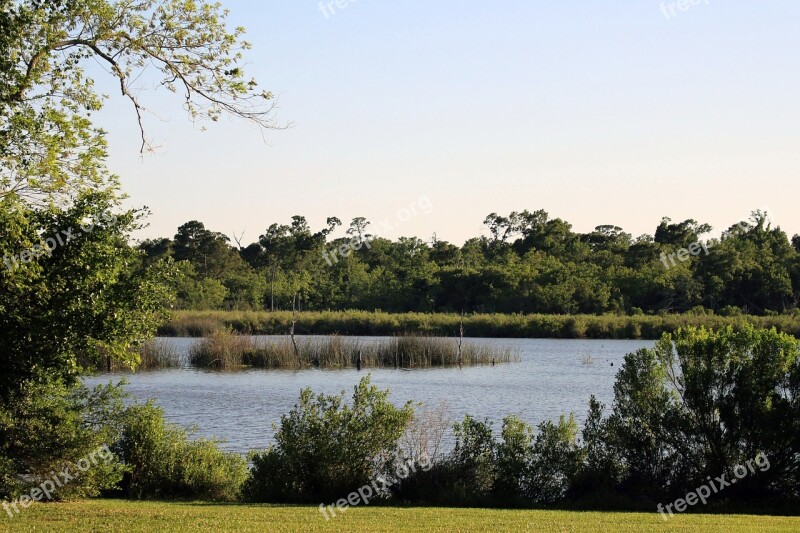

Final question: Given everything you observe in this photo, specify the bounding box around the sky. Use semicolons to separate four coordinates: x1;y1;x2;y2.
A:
94;0;800;245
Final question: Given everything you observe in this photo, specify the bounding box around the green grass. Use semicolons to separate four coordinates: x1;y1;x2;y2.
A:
4;500;799;532
159;310;800;340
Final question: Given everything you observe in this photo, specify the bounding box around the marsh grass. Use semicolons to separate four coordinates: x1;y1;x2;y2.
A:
188;331;519;370
161;309;800;340
138;339;182;369
81;339;182;372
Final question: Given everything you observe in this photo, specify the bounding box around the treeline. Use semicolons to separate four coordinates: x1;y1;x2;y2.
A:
140;210;800;316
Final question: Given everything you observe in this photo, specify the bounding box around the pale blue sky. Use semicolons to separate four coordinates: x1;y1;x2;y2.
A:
95;0;800;244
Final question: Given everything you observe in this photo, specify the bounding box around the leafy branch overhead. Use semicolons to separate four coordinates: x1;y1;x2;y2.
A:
1;0;281;204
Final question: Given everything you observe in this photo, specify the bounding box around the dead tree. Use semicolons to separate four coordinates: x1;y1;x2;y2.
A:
290;294;300;366
457;312;465;368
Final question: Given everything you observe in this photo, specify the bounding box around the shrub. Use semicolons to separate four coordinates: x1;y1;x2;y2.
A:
0;380;127;500
718;305;744;317
607;325;800;503
450;416;497;501
571;396;622;502
494;416;535;502
116;402;246;501
524;415;582;503
243;376;414;503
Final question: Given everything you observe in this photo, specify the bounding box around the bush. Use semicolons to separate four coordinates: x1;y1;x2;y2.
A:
494;416;534;502
524;415;582;503
607;325;800;504
116;402;246;501
718;305;744;317
0;380;127;500
243;375;414;503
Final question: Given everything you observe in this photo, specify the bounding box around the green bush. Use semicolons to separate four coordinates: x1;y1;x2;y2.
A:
116;402;246;501
243;375;414;503
607;325;800;503
524;415;582;503
161;310;800;340
0;380;127;500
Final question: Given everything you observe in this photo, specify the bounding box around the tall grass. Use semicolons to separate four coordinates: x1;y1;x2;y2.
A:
188;331;518;370
81;339;182;372
139;339;182;369
160;309;800;340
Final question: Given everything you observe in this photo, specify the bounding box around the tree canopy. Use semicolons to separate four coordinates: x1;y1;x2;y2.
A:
141;210;800;316
1;0;277;205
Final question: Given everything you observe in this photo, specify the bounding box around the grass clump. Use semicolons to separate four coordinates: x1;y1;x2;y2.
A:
138;339;181;370
187;331;519;370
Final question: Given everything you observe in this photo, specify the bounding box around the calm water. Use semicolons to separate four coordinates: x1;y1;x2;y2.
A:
84;337;653;454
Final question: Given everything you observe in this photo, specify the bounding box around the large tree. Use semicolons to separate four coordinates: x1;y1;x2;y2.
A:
1;0;276;384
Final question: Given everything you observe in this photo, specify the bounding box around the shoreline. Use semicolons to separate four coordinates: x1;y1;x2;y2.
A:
158;310;800;340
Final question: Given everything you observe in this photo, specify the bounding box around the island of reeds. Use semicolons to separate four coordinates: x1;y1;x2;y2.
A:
188;331;518;370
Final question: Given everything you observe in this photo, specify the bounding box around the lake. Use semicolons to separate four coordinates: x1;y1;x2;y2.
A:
84;337;654;454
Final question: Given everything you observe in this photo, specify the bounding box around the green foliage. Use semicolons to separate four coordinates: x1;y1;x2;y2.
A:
2;0;275;205
608;325;800;502
0;193;176;399
244;375;414;503
116;402;247;502
160;309;800;340
494;416;534;500
524;415;582;504
451;416;497;499
143;209;800;318
572;397;621;501
0;379;127;500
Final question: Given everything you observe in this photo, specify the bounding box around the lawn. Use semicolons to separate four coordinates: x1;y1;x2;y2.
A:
3;501;799;532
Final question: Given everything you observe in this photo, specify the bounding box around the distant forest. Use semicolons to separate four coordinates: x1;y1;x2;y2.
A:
138;209;800;316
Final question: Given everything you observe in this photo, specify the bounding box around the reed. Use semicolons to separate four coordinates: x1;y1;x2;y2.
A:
161;310;800;340
139;339;182;369
188;331;255;370
81;339;182;371
187;331;519;370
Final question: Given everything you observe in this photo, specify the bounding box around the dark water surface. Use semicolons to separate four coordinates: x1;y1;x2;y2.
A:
84;337;653;454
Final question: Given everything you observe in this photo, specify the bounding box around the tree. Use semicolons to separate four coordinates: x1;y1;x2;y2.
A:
0;192;176;398
654;218;712;248
346;217;372;244
1;0;278;205
608;325;800;501
0;0;271;503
